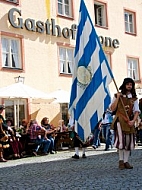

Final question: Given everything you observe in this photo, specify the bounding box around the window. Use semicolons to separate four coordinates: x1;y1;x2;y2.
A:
127;57;139;81
124;10;136;34
1;36;22;69
4;99;27;127
1;0;19;3
57;0;73;17
61;103;68;126
59;47;74;74
6;0;18;2
94;1;107;27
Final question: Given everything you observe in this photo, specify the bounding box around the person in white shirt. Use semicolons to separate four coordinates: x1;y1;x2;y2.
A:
101;109;113;151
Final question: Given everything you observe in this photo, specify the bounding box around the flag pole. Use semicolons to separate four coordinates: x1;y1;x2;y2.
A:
112;78;129;121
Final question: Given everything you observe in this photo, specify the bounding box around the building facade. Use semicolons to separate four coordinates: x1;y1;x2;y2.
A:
0;0;142;126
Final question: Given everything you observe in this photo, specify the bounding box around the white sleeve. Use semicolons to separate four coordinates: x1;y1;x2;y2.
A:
133;99;140;113
111;97;116;104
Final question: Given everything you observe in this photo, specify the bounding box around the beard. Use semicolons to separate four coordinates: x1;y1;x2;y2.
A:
126;88;132;93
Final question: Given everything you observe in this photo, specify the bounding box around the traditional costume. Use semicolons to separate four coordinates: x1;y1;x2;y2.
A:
0;105;9;162
0;111;9;149
110;78;140;169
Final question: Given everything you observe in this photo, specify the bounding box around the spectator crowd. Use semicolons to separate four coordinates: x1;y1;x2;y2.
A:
0;105;70;162
0;96;142;162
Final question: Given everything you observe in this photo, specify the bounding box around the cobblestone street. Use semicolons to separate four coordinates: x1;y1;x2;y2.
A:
0;145;142;190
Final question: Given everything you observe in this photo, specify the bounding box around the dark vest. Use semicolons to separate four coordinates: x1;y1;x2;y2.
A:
0;115;8;131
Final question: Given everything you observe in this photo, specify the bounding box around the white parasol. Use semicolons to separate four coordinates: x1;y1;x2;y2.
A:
48;89;70;103
0;82;52;127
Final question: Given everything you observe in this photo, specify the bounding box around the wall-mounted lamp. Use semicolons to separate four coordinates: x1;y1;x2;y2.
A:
14;76;25;84
136;84;142;97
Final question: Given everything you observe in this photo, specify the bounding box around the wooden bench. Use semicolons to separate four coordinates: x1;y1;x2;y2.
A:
55;131;74;150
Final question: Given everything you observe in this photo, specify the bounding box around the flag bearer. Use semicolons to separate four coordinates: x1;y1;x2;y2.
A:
110;78;140;169
71;132;87;159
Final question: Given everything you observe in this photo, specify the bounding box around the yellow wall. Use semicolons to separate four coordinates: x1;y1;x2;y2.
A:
0;0;142;125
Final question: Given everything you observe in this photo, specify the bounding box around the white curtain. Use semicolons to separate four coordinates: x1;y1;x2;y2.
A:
2;38;9;66
132;60;137;80
128;59;138;80
67;49;73;73
58;2;63;14
65;0;70;16
59;48;66;73
127;61;131;78
11;40;19;68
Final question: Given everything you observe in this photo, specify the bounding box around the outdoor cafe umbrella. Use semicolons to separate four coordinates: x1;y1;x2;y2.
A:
48;89;70;104
0;82;52;127
48;89;70;132
48;89;70;149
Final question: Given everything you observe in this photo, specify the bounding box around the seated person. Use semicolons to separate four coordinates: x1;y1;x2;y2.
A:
58;119;68;132
18;119;29;156
41;117;56;154
19;119;29;135
28;119;51;156
6;119;23;159
0;105;9;162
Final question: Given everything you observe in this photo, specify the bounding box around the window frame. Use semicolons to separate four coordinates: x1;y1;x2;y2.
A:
61;103;69;126
4;99;27;127
0;0;19;5
57;43;74;76
127;57;140;81
0;31;24;72
57;0;73;19
94;1;108;28
124;9;136;35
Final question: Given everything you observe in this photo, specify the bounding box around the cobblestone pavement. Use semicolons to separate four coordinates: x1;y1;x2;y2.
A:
0;144;142;190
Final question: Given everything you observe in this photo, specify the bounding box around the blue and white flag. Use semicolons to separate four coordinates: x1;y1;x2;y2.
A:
69;0;114;142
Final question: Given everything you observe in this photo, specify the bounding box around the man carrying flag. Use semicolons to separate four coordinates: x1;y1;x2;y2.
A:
110;78;140;169
69;0;113;158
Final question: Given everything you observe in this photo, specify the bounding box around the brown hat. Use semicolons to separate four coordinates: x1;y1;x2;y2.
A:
0;105;5;110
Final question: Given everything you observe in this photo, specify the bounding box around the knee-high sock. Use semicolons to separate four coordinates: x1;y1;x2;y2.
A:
124;150;130;163
75;147;79;156
119;149;124;160
82;148;85;154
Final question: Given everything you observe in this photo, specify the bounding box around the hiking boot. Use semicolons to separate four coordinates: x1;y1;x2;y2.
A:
72;154;79;159
82;154;87;158
92;145;96;149
124;162;133;169
0;158;7;162
41;152;49;156
119;160;125;170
